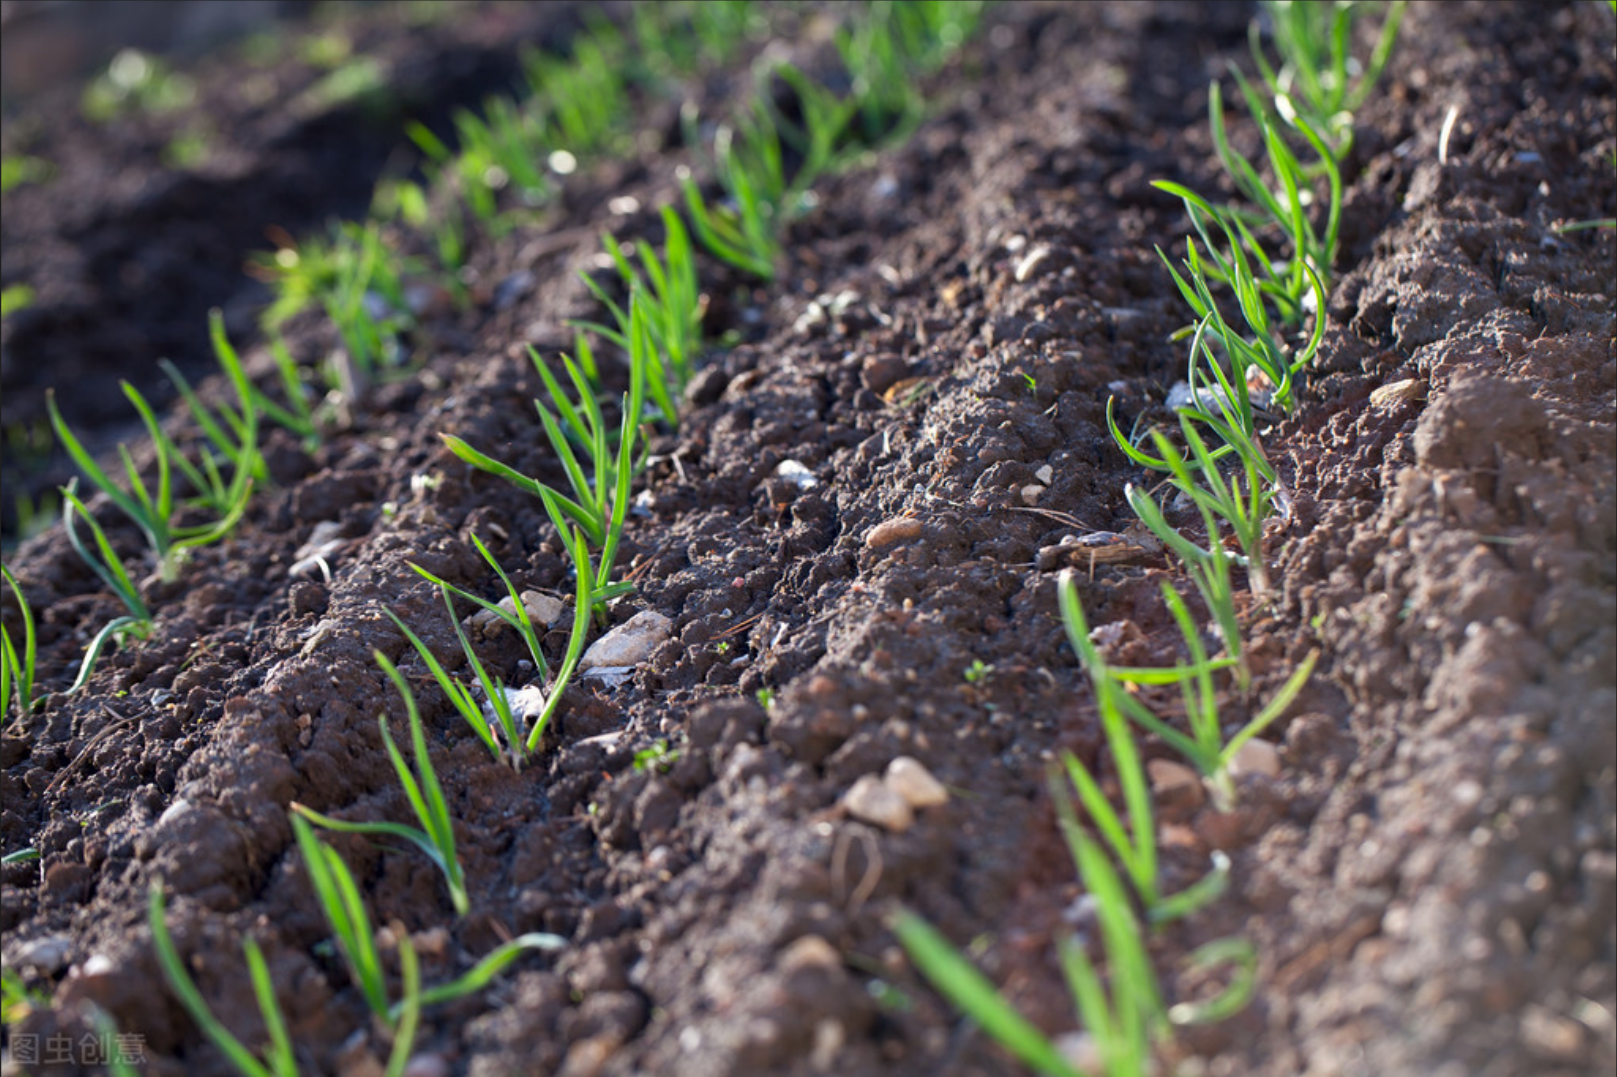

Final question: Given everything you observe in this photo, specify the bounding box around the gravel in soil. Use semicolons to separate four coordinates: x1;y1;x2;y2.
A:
2;3;1613;1076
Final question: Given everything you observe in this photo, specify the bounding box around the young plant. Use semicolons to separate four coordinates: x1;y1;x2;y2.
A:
519;525;599;754
1050;823;1166;1076
1205;76;1343;293
682;101;790;281
157;315;270;493
1058;573;1232;921
579;207;704;421
1247;0;1408;163
292;649;470;916
892;745;1250;1077
1148;197;1327;412
441;297;650;594
59;481;154;691
198;310;322;453
522;16;633;161
1066;566;1316;808
2;966;46;1024
148;880;300;1077
631;0;762;81
291;816;563;1029
292;812;394;1022
409;532;551;681
891;777;1172;1077
386;606;525;772
890;910;1087;1077
454;97;554;212
48;381;255;582
390;523;602;768
322;221;417;379
257;221;418;381
767;62;862;182
835;8;920;150
2;565;37;722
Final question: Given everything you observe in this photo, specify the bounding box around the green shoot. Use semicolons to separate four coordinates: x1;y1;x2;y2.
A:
1151;418;1274;596
48;384;254;583
386;607;520;770
632;0;762;81
522;525;597;753
1053;826;1165;1076
835;8;924;149
1057;573;1231;921
263;333;325;451
768;62;863;179
391;126;470;281
682;106;788;281
1248;0;1408;162
454;98;553;210
60;481;154;691
1122;483;1246;688
409;533;551;680
386;928;423;1077
1064;563;1316;807
890;911;1084;1077
158;317;269;494
257;221;417;379
2;565;37;722
522;16;632;161
292;650;469;916
291;813;392;1022
148;880;298;1077
2;967;47;1024
406;928;565;1013
578;207;704;421
441;298;649;596
200;310;321;453
1166;937;1260;1027
0;284;34;319
388;524;599;767
891;754;1176;1077
295;814;561;1039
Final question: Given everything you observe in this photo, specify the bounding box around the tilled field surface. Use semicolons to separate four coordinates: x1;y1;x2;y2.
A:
2;3;1613;1075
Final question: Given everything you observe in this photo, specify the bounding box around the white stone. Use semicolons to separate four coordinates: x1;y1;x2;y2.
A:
579;611;672;669
778;934;841;972
774;460;819;489
1227;738;1281;779
469;590;566;633
1014;244;1053;283
13;934;72;973
884;757;949;809
842;775;914;832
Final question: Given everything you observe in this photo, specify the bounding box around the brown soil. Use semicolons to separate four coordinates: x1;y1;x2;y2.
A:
2;2;1613;1076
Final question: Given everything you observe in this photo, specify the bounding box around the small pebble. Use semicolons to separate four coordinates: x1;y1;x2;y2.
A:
1147;758;1206;811
1370;378;1427;409
778;934;841;972
402;1055;452;1077
843;775;914;832
469;590;566;633
865;517;924;550
885;756;949;809
1014;244;1053;282
773;460;819;490
1227;739;1281;779
579;611;672;669
13;934;72;974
